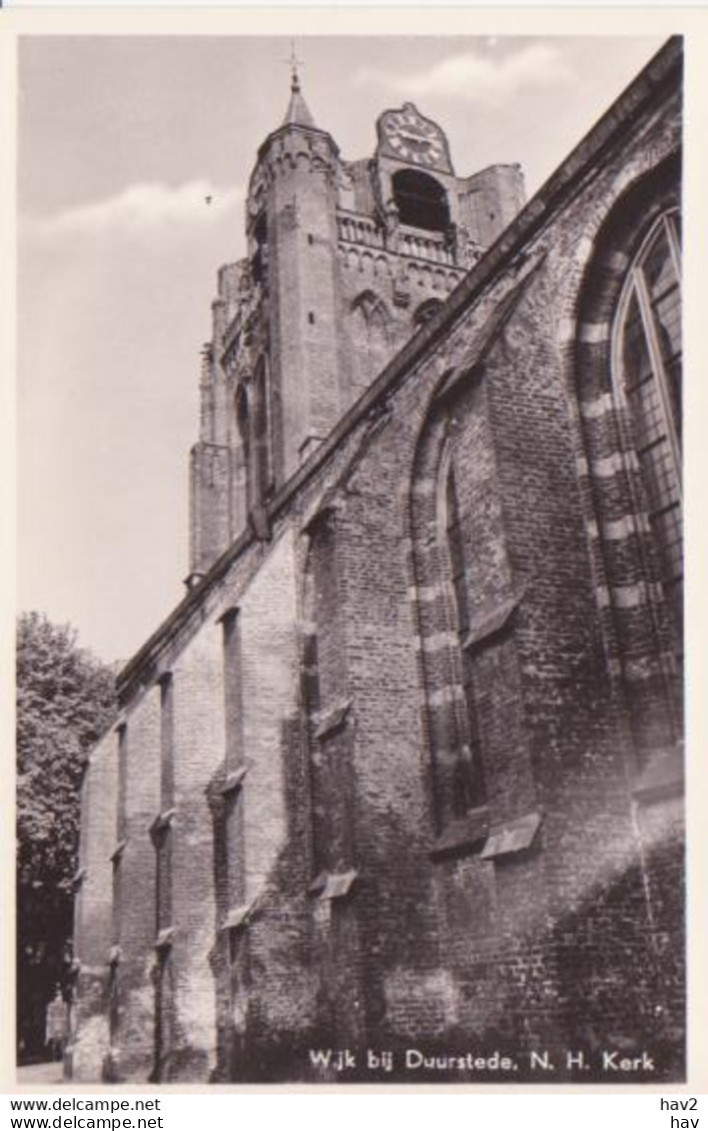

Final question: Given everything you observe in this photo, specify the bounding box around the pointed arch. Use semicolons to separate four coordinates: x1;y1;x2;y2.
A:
404;337;535;856
572;157;682;757
349;290;393;394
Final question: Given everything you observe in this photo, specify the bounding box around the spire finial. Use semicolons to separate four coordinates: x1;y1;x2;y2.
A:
281;43;315;129
287;40;303;93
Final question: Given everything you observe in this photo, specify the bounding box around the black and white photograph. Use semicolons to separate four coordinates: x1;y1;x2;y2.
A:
12;20;691;1090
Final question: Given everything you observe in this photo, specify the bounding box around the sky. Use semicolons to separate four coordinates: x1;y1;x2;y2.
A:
17;33;666;665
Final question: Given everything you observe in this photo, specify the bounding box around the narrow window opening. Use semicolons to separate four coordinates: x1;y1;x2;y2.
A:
155;675;174;934
113;724;128;946
159;675;174;813
152;949;173;1083
220;607;245;914
251;213;267;284
236;385;252;513
253;359;273;502
444;464;486;813
222;609;244;773
109;723;128;1051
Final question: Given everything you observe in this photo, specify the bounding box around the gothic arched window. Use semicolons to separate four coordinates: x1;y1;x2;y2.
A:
613;210;682;645
411;377;529;854
350;291;391;390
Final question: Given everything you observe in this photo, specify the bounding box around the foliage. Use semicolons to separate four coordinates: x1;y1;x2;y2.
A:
16;611;117;1059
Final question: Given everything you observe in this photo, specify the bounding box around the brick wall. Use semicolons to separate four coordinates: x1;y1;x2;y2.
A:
70;730;117;1081
111;696;160;1081
74;41;684;1085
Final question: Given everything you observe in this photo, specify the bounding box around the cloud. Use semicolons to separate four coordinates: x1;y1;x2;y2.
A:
355;43;573;105
21;180;244;243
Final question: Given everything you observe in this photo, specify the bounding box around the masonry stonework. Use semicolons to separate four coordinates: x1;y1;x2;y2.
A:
72;40;685;1084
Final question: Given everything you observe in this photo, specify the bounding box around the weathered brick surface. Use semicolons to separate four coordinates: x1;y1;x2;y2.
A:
189;91;533;577
459;163;526;247
70;730;118;1081
165;630;225;1080
75;40;684;1084
112;695;160;1081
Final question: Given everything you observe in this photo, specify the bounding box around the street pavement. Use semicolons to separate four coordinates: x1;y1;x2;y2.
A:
15;1060;65;1086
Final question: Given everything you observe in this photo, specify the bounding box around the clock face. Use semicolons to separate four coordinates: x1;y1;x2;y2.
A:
381;106;448;169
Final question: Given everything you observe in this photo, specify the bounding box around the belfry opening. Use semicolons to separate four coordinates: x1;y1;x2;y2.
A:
392;169;450;232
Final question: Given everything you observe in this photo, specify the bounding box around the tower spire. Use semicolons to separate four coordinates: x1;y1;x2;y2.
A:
282;41;315;128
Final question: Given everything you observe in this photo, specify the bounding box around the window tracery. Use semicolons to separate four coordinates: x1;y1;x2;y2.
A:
613;209;682;650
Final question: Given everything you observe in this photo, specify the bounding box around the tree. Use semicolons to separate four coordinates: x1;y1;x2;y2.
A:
16;612;117;1062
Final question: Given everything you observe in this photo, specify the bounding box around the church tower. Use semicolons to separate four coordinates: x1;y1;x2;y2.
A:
249;66;348;479
188;68;526;582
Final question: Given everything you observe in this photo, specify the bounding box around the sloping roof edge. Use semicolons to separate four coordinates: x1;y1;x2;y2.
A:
117;37;681;702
